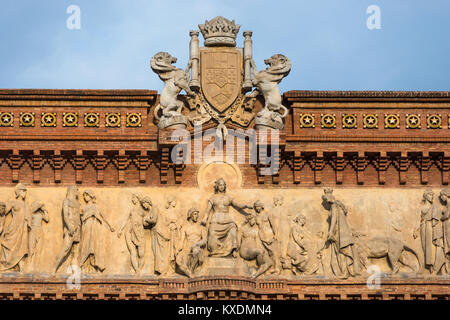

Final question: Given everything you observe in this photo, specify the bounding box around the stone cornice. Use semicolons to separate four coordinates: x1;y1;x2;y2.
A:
0;276;447;300
284;90;450;102
0;89;157;101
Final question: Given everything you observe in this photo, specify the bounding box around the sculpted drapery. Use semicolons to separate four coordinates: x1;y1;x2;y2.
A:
151;196;181;275
322;188;361;278
1;184;30;271
414;189;446;274
79;190;115;272
0;183;442;278
201;178;252;258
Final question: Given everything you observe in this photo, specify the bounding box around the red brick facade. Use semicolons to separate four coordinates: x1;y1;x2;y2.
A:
1;89;449;188
0;89;449;300
0;277;448;300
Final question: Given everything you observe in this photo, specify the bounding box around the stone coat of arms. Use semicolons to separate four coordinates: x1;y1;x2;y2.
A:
151;16;292;139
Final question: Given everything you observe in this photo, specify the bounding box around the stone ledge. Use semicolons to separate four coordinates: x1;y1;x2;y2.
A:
284;90;450;102
0;276;448;300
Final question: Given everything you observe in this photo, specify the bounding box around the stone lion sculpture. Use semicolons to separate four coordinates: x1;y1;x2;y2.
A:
248;54;291;129
150;52;195;129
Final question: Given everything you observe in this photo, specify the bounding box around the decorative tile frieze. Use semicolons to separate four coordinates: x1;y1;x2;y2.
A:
62;112;78;127
126;112;142;127
363;114;378;129
84;112;100;127
41;112;57;127
384;114;400;129
19;112;35;127
299;113;315;128
320;113;336;129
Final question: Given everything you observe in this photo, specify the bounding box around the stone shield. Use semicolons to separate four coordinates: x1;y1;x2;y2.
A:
200;48;242;113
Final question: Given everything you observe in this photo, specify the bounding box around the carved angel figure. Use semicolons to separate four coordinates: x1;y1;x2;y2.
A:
150;52;195;128
248;54;291;129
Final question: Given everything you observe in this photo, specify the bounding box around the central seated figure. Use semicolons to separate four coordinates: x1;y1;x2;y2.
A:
201;178;252;258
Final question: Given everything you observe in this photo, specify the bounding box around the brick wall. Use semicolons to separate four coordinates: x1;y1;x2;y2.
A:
0;89;449;300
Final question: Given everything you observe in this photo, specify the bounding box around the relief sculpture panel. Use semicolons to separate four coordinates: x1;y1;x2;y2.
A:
0;182;447;279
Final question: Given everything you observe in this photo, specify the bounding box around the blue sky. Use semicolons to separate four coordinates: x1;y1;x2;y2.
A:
0;0;449;92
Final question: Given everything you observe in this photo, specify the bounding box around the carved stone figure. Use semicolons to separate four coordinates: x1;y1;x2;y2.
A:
28;201;49;270
79;190;115;273
117;193;153;275
438;189;450;273
0;183;31;271
239;214;272;278
271;196;292;262
253;200;281;274
322;188;361;278
0;203;5;238
175;208;206;277
54;186;81;274
151;52;195;129
356;235;421;274
282;213;322;275
150;196;181;276
413;189;446;274
249;54;291;130
201;178;252;257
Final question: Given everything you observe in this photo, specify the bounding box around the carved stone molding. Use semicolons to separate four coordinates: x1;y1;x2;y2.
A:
0;277;447;300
